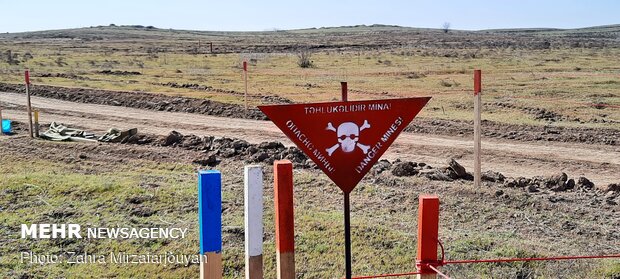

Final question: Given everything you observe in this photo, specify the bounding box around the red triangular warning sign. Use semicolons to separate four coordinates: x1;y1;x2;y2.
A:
259;97;430;193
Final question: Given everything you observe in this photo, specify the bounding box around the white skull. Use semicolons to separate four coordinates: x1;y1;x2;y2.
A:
337;122;359;152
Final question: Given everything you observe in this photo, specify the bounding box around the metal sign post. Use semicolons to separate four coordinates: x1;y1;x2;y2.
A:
340;81;352;278
344;192;352;278
260;89;430;278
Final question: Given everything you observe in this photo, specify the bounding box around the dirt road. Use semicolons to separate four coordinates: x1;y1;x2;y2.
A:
1;92;618;185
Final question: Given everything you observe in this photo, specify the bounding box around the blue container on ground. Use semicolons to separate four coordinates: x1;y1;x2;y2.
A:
2;119;11;134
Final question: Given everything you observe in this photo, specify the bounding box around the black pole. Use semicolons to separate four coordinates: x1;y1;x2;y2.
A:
344;192;352;279
342;84;352;279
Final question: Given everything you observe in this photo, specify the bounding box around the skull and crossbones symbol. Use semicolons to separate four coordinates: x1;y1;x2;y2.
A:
325;120;371;156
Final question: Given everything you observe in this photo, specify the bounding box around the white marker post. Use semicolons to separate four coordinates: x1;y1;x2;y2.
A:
244;165;264;279
473;70;482;188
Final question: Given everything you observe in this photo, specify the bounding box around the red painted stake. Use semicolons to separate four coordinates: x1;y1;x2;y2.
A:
474;70;481;95
274;160;295;279
341;81;348;102
25;70;30;84
416;195;440;278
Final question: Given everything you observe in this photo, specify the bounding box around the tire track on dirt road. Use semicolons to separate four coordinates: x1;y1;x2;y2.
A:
1;92;618;185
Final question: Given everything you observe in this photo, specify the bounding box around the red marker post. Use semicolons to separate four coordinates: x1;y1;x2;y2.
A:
473;70;482;188
274;160;295;279
25;69;34;138
341;81;348;102
416;195;440;279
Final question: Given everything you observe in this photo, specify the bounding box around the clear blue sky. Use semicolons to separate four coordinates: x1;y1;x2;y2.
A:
1;0;618;33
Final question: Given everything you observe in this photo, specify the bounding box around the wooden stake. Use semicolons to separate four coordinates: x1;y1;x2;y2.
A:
341;81;348;102
33;109;39;138
243;61;248;114
210;42;213;53
201;253;223;279
245;165;264;279
25;70;33;138
474;70;482;188
416;195;440;279
274;160;295;279
198;170;223;279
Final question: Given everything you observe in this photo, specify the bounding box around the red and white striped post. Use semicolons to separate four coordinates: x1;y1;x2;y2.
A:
25;69;33;138
416;195;440;279
245;165;264;279
274;160;295;279
473;70;482;188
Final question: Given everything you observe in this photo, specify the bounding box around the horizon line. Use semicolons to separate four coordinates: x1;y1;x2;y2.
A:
4;22;620;34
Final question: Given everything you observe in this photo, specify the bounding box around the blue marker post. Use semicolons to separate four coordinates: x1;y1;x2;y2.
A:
198;170;223;279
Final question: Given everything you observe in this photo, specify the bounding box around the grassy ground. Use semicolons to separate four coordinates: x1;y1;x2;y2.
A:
1;137;618;278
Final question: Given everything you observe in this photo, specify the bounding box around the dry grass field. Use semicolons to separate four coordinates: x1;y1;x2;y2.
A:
1;25;619;128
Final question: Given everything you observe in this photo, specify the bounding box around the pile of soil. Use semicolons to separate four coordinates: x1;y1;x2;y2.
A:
37;73;91;80
381;157;618;203
97;70;142;75
0;83;267;120
136;131;312;168
159;82;292;104
406;118;619;146
136;130;619;202
5;122;619;206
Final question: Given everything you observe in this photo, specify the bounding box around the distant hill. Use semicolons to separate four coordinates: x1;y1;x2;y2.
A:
1;24;618;53
2;23;619;41
480;24;620;35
